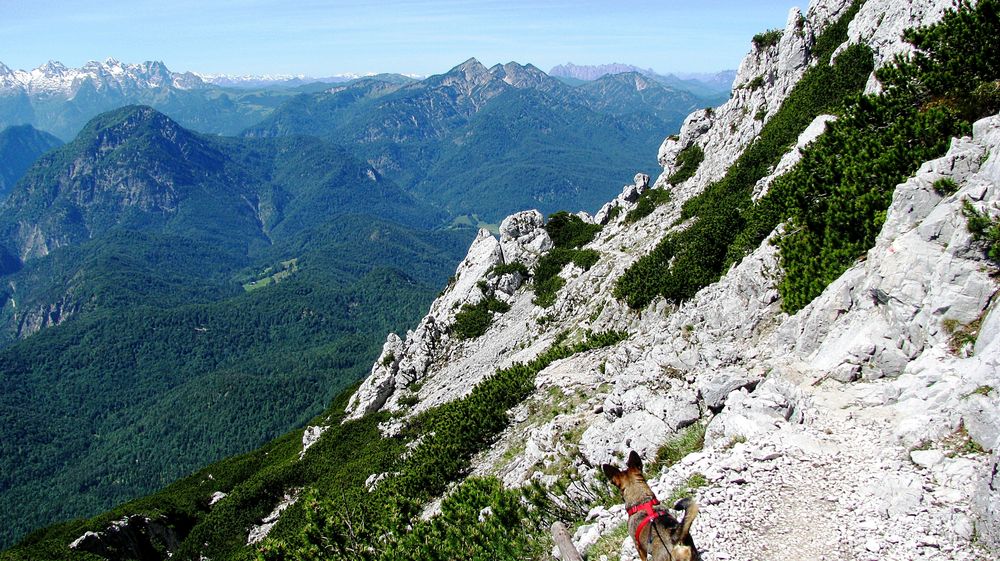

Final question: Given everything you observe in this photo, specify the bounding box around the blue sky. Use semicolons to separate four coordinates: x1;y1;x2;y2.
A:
1;0;799;76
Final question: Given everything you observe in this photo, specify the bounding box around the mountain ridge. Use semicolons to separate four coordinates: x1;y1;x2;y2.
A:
0;124;62;199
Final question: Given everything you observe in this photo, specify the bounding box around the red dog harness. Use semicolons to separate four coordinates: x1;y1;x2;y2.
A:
627;498;664;545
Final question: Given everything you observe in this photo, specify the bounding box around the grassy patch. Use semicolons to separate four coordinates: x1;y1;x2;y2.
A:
723;434;748;450
943;423;987;456
965;385;995;398
665;473;709;506
586;522;628;560
942;313;984;355
649;424;706;476
242;258;298;292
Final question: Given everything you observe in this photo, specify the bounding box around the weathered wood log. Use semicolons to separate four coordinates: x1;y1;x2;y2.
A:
551;521;584;561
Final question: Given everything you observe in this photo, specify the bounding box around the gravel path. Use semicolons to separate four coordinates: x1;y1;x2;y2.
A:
588;378;991;561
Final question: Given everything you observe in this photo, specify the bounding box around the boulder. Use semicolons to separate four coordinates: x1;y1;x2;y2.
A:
697;367;758;410
499;210;552;267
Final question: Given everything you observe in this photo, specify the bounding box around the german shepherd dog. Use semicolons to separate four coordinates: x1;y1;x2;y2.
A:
602;451;700;561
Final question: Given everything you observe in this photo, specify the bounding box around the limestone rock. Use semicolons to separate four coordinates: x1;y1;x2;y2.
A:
499;210;552;267
299;425;328;459
697;367;759;410
247;491;299;545
974;452;1000;552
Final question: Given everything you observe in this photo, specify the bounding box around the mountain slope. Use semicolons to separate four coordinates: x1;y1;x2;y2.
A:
0;106;470;547
0;105;446;338
0;125;62;199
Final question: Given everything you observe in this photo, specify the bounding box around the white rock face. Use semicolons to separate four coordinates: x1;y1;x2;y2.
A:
246;491;299;545
299;425;328;459
499;210;553;267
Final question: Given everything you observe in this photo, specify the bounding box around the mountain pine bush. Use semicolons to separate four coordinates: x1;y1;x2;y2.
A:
532;212;602;307
616;0;996;312
614;0;872;310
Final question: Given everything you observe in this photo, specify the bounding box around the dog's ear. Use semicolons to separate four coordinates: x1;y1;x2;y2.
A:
626;450;643;472
601;463;621;483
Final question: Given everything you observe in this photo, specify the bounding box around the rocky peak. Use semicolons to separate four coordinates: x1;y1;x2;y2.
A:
488;62;558;91
39;60;67;74
549;62;650;81
441;58;491;86
77;105;191;153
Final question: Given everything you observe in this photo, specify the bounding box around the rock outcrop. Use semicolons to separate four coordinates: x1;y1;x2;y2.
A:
69;515;186;561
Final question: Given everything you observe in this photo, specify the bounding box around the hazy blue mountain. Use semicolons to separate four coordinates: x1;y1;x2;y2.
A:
0;124;62;199
549;61;654;80
549;61;735;103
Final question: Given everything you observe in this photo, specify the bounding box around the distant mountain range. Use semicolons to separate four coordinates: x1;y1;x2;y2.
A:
0;59;307;139
549;62;736;100
248;58;710;221
194;72;427;89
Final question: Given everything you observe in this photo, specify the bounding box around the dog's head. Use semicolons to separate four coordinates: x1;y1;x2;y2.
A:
601;450;646;493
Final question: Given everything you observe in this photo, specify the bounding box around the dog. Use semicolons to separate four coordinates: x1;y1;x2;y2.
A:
602;450;700;561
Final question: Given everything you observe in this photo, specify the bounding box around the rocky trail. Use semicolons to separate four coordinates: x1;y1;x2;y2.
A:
580;373;991;561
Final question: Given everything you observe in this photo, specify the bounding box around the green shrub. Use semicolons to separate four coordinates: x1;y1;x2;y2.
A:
532;249;600;308
452;296;511;340
772;0;997;311
544;211;601;250
624;189;671;224
666;144;705;185
256;329;626;561
747;75;765;90
752;29;783;49
614;3;874;310
489;262;530;278
665;473;709;506
933;177;960;195
650;424;706;476
528;212;603;307
616;0;996;312
963;200;1000;263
